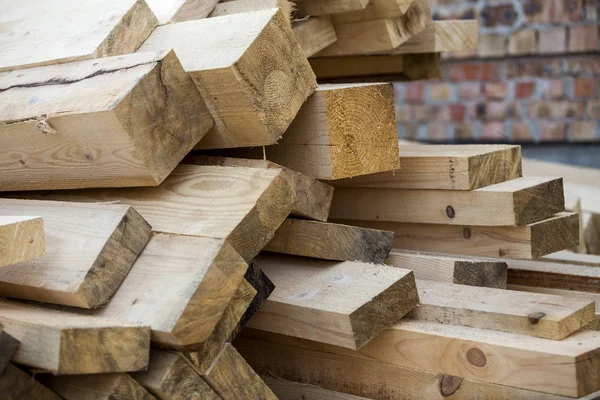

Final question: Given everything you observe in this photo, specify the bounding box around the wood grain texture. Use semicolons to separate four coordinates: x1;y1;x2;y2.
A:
20;164;295;262
247;253;419;349
131;350;219;400
0;50;212;191
0;299;150;374
331;144;522;190
0;332;19;374
389;20;479;54
265;219;394;263
293;17;338;57
186;155;334;222
0;0;157;71
0;363;62;400
508;285;600;314
0;216;45;268
146;0;220;24
332;0;415;24
386;250;508;288
544;250;600;267
140;9;316;149
210;0;294;22
262;376;371;400
296;0;369;16
0;199;151;308
40;373;156;400
336;212;580;259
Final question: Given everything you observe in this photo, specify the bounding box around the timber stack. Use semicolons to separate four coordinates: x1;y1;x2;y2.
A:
0;0;598;399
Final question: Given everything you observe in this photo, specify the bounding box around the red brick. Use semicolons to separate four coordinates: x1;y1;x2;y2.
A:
523;0;549;24
448;104;466;122
428;122;449;142
485;102;521;120
528;101;587;118
569;25;599;52
454;123;475;141
414;105;450;122
458;83;482;100
480;4;518;28
505;57;562;78
540;121;568;141
574;77;597;98
538;27;567;53
404;81;426;103
448;62;501;81
481;122;507;141
429;83;453;102
484;82;509;100
508;30;537;55
515;81;536;99
588;101;600;118
540;79;566;99
565;56;600;74
571;121;597;141
512;122;535;142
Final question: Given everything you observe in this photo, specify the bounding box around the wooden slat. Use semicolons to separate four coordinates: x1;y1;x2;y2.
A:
0;199;151;308
0;332;19;374
330;144;522;190
210;0;294;22
40;373;156;400
336;212;579;259
293;17;338;57
0;216;45;268
247;253;418;349
296;0;369;17
389;20;479;54
265;219;394;263
262;376;371;399
544;250;600;267
0;363;62;400
508;285;600;310
146;0;220;24
0;299;150;374
0;0;157;72
139;9;316;149
0;51;213;191
412;279;595;339
332;0;415;24
386;250;508;288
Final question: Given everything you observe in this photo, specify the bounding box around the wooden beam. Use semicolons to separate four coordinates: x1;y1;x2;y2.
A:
210;0;294;22
19;164;295;262
330;177;564;226
0;332;19;374
389;20;479;54
0;216;45;268
262;376;370;400
336;212;580;259
131;350;219;400
185;155;334;222
264;219;394;263
0;51;212;191
293;17;338;57
139;9;317;149
544;250;600;267
146;0;220;24
0;199;151;308
331;0;415;24
0;363;62;400
508;285;600;309
296;0;369;17
412;279;595;340
330;144;522;190
0;0;157;72
247;253;418;349
0;299;150;374
386;250;508;289
39;373;156;400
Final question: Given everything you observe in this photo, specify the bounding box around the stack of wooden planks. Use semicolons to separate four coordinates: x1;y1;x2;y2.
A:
0;1;598;399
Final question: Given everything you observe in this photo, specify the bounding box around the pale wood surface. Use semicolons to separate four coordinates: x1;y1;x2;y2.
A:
544;250;600;267
247;253;418;349
386;250;508;288
293;17;338;57
0;216;45;268
146;0;220;23
0;363;62;400
331;144;522;190
0;199;151;308
265;219;394;263
296;0;369;16
332;0;414;24
336;212;580;259
330;176;564;226
40;373;157;400
389;20;478;54
508;285;600;314
210;0;294;22
140;9;317;149
0;299;150;374
262;376;371;399
0;0;157;72
0;51;212;191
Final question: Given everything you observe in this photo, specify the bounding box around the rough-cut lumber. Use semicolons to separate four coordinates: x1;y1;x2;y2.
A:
0;199;150;308
0;363;62;400
296;0;369;16
331;144;522;190
40;373;156;400
22;164;295;262
337;212;579;259
139;9;316;149
0;299;150;374
185;155;333;222
262;376;370;400
331;176;564;226
508;285;600;311
203;343;277;399
0;50;212;191
386;250;508;288
332;0;414;24
90;233;248;349
544;250;600;267
390;20;479;54
0;216;45;268
131;350;219;400
412;280;595;340
265;219;393;263
293;17;338;57
146;0;220;24
0;332;19;374
0;0;157;72
247;253;419;349
210;0;294;22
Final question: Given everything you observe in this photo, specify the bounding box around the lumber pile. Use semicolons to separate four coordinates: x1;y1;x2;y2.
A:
0;1;598;399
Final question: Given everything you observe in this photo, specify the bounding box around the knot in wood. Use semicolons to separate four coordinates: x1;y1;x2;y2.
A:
440;375;464;397
466;348;486;367
528;312;546;325
446;206;455;219
463;228;472;239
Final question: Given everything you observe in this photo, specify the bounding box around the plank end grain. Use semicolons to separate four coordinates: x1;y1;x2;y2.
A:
0;216;45;268
531;213;580;259
467;145;522;190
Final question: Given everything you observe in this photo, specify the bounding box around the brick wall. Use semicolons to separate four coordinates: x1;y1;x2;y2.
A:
396;0;600;142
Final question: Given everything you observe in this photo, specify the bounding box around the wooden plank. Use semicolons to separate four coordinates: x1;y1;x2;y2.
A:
262;376;371;400
389;20;478;54
585;212;600;254
412;279;595;340
544;250;600;267
335;212;580;259
247;253;419;349
0;0;157;72
185;155;334;222
131;350;219;400
0;216;45;268
330;144;522;190
146;0;220;24
332;0;414;24
40;373;156;400
0;199;151;308
210;0;294;22
0;50;212;191
0;299;150;374
296;0;369;17
89;232;248;349
386;250;508;289
0;363;62;400
0;332;19;375
19;164;295;262
264;219;394;263
293;17;338;57
139;9;317;149
330;176;564;226
204;343;277;399
508;285;600;310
